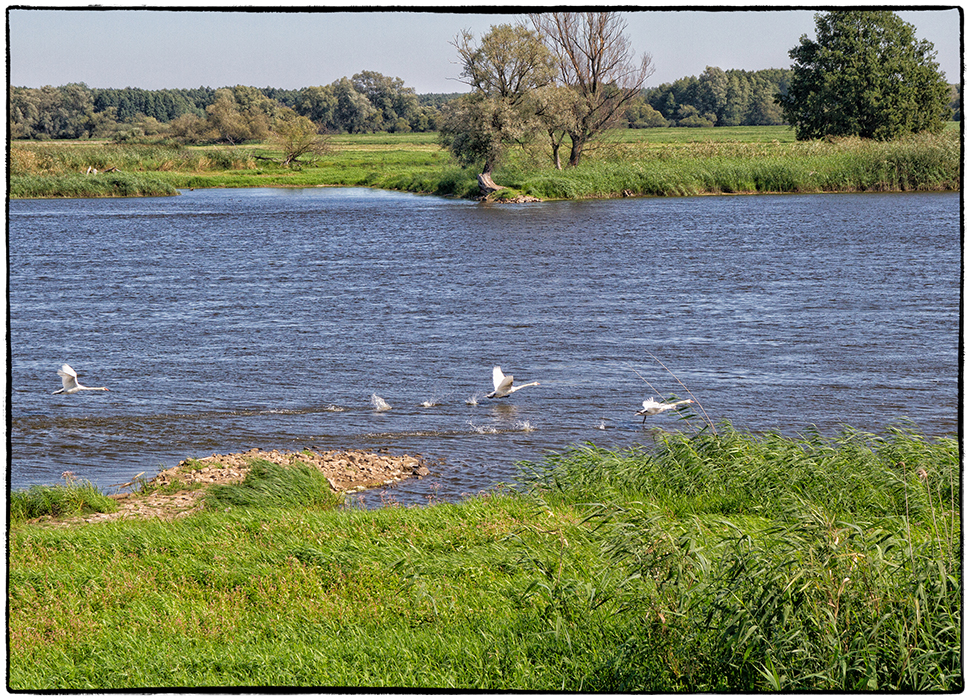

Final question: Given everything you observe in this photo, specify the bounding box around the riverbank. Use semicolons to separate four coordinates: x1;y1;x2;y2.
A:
10;447;430;526
8;425;960;691
9;125;960;200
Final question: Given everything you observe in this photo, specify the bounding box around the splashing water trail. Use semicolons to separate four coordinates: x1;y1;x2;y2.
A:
466;420;498;435
370;394;392;412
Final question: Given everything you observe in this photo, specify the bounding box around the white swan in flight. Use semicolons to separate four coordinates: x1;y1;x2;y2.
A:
53;364;108;394
636;397;692;423
486;366;539;399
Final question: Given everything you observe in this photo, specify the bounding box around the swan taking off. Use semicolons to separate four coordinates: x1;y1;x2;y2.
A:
486;366;539;399
636;397;692;423
53;364;108;394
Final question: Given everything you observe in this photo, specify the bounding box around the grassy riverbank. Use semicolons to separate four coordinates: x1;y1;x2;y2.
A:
9;124;960;199
8;424;960;691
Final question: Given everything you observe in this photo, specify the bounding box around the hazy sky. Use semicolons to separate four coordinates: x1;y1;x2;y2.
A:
7;5;963;93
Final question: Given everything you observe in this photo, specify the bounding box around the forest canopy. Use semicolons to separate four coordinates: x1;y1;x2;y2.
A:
8;77;456;142
9;67;960;142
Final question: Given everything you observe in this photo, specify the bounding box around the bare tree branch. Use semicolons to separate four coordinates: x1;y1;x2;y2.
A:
530;11;655;165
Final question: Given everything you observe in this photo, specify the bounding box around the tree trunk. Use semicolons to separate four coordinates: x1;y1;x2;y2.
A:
477;172;502;196
568;132;585;167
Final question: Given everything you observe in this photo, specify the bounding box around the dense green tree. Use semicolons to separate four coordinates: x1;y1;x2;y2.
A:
747;76;785;125
205;87;271;143
676;104;715;127
624;97;668;128
418;92;464;108
91;87;207;122
9;83;96;138
258;86;301;108
442;23;556;175
778;10;951;140
948;83;962;121
295;85;338;128
352;71;420;132
696;66;729;121
644;68;790;127
329;77;378;133
168;112;209;142
720;72;752;126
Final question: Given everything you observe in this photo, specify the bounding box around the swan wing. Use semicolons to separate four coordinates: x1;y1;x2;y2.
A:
492;366;510;392
496;375;515;395
57;364;79;391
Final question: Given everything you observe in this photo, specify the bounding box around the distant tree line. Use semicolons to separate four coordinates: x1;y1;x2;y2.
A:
9;58;960;145
632;67;793;127
8;74;461;142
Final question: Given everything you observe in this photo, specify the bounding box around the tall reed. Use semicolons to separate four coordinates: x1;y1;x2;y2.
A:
501;128;960;198
515;423;961;691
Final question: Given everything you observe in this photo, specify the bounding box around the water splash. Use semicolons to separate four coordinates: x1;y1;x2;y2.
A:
466;420;498;434
516;420;536;432
465;394;479;406
370;394;392;412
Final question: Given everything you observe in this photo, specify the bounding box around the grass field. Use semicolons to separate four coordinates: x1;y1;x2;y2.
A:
8;424;960;691
9;124;960;199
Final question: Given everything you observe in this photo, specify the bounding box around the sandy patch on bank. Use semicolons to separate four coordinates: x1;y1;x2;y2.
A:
53;448;430;525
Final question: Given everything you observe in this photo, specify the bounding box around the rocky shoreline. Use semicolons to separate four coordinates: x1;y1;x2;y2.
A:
59;448;430;525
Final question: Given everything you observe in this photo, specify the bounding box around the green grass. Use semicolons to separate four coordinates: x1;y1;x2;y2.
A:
9;475;119;524
8;425;959;691
10;125;960;199
612;124;799;144
205;459;344;511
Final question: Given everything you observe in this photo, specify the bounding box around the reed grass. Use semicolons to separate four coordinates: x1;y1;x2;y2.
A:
8;424;959;691
10;172;179;198
502;130;960;198
10;125;959;199
516;423;960;691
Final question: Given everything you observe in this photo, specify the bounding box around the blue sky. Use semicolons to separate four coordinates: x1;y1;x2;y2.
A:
7;6;963;93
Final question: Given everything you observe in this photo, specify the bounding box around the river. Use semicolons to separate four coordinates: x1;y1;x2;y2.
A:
8;188;961;506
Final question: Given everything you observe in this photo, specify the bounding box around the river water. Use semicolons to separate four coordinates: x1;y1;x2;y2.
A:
8;188;961;506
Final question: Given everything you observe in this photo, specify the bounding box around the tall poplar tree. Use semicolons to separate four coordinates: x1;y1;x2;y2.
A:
778;10;951;140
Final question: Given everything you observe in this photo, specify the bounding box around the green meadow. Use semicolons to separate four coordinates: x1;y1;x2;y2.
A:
9;124;960;200
8;424;960;691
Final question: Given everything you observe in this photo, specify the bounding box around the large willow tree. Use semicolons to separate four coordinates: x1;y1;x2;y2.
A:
778;11;951;140
440;24;556;176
